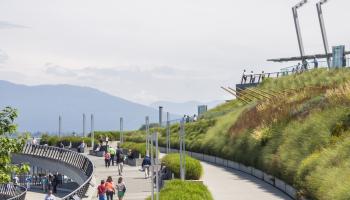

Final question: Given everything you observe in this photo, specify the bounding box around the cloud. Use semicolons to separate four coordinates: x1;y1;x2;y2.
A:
44;63;77;77
0;50;9;64
0;21;28;29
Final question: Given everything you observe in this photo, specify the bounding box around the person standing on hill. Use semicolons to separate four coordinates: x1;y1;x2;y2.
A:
116;177;126;200
105;176;115;200
104;151;111;168
97;180;106;200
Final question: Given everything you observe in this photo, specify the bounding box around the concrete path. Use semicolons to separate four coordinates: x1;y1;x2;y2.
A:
87;154;152;200
201;161;292;200
26;188;70;200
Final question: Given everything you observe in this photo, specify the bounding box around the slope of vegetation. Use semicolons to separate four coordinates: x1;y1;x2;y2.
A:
125;68;350;200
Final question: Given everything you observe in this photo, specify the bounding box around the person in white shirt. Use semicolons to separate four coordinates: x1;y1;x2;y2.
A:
45;190;56;200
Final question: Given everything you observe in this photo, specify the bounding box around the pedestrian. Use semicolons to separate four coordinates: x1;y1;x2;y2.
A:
97;180;106;200
78;141;86;153
105;136;109;146
142;154;151;178
193;114;197;122
104;151;111;168
31;137;38;152
59;141;64;149
13;175;19;185
99;135;104;145
25;175;32;190
44;190;56;200
314;57;318;69
108;147;116;166
105;176;115;200
116;177;126;200
42;175;48;192
116;146;124;176
53;172;59;194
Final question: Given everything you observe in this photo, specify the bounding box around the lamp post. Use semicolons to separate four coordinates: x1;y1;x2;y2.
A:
83;113;86;137
120;117;124;144
292;0;308;63
91;114;94;149
58;115;62;137
316;0;331;68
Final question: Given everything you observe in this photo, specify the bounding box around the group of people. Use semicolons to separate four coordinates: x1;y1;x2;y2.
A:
104;146;125;176
97;176;126;200
183;114;197;123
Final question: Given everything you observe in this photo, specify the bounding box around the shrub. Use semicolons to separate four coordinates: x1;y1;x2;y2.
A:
146;180;213;200
120;142;147;157
162;154;202;180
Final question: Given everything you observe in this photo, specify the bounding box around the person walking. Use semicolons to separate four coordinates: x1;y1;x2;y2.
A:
116;177;126;200
44;190;56;200
108;147;116;166
52;172;59;194
104;151;111;168
116;146;124;175
41;175;48;192
105;176;115;200
142;154;151;178
78;141;86;153
97;180;107;200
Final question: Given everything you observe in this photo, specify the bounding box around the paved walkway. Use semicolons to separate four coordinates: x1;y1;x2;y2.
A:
26;187;70;200
201;161;292;200
87;154;152;200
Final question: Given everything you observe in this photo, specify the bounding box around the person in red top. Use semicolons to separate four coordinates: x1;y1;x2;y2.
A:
97;180;106;200
105;152;111;168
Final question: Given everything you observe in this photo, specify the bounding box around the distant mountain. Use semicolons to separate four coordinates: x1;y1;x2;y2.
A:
150;100;224;116
0;80;172;133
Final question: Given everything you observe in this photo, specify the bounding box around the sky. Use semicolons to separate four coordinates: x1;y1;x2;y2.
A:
0;0;349;105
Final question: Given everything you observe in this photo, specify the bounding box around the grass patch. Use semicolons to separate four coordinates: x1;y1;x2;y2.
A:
146;180;213;200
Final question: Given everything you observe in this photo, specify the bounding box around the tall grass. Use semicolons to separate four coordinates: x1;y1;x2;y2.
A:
127;68;350;200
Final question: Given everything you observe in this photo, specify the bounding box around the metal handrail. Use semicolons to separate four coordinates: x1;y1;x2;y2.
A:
20;144;94;200
0;184;27;200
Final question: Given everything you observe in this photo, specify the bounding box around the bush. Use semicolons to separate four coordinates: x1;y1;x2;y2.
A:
146;180;213;200
162;154;202;180
120;142;147;157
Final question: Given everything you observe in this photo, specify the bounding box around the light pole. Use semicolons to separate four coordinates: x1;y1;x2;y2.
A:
158;106;163;127
292;0;308;63
58;115;62;137
83;113;86;137
120;117;124;144
146;116;150;155
316;0;331;68
166;112;170;153
179;118;186;181
91;114;94;149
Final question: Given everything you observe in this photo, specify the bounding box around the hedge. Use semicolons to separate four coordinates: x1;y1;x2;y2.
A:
146;180;213;200
162;153;203;180
40;134;92;148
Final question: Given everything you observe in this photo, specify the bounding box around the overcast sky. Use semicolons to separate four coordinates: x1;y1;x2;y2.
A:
0;0;349;104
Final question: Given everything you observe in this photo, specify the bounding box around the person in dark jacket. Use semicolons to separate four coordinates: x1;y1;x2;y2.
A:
142;155;151;178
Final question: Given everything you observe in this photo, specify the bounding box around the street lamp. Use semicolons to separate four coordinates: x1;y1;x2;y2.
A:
292;0;308;63
316;0;331;68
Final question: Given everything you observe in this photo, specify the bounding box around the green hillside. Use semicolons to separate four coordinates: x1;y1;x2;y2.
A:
124;68;350;200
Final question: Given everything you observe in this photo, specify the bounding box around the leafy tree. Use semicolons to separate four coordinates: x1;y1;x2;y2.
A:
0;106;29;183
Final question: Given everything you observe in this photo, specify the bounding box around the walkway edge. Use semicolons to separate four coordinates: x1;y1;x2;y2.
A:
158;147;309;200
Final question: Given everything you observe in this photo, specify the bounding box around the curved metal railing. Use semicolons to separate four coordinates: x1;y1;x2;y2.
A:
0;184;27;200
21;144;94;200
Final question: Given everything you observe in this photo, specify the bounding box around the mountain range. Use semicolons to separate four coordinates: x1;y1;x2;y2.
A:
0;80;173;134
